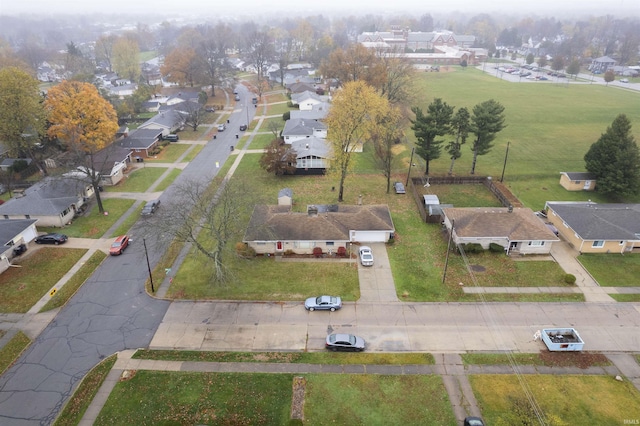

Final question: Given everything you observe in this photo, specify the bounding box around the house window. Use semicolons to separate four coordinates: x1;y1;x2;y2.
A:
257;242;266;245
326;242;334;246
298;242;315;249
620;241;624;245
528;241;544;246
592;241;605;248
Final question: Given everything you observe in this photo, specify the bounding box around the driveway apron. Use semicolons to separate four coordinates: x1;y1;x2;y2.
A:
357;242;399;302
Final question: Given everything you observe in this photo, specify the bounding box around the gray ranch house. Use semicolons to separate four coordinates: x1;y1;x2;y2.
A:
116;129;163;159
0;177;94;227
244;204;395;255
282;118;327;144
442;207;559;255
287;137;331;174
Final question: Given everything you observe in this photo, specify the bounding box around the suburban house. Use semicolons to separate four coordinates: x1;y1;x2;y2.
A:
287;82;316;94
0;219;38;274
289;107;330;121
0;158;32;172
0;176;94;227
288;137;331;173
137;110;185;137
282;118;327;143
559;172;597;191
116;128;163;158
442;207;560;255
545;202;640;253
291;91;327;111
244;204;395;255
277;188;293;206
91;143;132;186
589;56;616;73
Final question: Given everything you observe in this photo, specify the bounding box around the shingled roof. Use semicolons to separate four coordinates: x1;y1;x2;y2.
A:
244;204;394;242
546;202;640;240
443;207;559;241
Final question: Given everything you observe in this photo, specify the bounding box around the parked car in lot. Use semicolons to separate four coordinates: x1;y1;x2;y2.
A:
326;333;365;352
239;124;247;131
359;246;374;266
141;199;161;216
109;235;130;255
217;123;226;131
35;233;68;245
305;295;342;311
393;181;406;194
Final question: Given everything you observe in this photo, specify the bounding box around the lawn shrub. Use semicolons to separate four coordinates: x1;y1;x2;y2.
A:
313;247;323;258
284;249;295;256
235;242;256;258
283;111;290;120
564;273;577;284
462;243;484;254
489;243;505;253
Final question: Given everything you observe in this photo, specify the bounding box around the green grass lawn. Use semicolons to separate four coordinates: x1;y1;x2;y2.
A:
109;203;144;238
39;198;136;238
461;352;610;367
248;132;275;149
266;101;292;116
144;144;189;163
182;144;204;162
94;371;455;425
470;375;640;425
304;374;456;425
0;248;86;313
0;331;30;375
133;349;435;365
105;167;167;193
577;253;640;287
95;371;293;426
40;251;107;312
153;168;181;192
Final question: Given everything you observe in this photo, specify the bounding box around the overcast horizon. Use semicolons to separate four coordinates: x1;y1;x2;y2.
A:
1;0;638;18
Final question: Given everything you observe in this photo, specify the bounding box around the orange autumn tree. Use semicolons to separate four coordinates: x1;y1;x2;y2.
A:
45;80;119;213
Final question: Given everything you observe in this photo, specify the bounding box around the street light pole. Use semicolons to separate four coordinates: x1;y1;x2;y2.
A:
143;238;154;293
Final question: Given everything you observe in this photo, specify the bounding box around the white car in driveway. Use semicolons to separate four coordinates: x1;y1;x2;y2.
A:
359;246;374;266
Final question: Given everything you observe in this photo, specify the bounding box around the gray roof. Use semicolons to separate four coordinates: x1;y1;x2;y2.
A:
139;110;184;130
117;128;162;150
0;219;37;246
244;204;394;242
287;82;316;93
290;109;329;120
282;118;326;137
0;158;32;168
546;202;640;240
278;188;293;198
562;172;596;181
290;137;331;160
92;143;132;175
0;177;89;216
443;207;559;242
291;91;322;104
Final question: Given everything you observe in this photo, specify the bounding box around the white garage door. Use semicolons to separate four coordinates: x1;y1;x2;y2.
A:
351;230;388;243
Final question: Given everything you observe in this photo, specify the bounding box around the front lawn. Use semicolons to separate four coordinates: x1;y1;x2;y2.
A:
471;375;640;425
578;253;640;287
39;198;136;238
248;132;275;149
95;371;293;426
144;144;189;163
0;248;87;313
104;167;168;193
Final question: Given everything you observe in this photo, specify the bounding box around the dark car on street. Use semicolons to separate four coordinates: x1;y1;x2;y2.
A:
326;333;365;352
305;295;342;311
239;124;247;131
141;199;161;216
35;233;68;245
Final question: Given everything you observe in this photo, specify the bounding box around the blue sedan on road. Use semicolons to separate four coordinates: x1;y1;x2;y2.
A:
304;295;342;311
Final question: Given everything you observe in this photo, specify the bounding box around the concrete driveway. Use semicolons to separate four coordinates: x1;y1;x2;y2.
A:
357;242;399;302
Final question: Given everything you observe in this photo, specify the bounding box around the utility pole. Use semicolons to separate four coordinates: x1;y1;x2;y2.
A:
500;141;510;183
442;219;454;284
405;147;415;186
143;238;154;293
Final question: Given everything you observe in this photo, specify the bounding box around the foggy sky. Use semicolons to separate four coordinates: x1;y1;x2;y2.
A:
1;0;637;18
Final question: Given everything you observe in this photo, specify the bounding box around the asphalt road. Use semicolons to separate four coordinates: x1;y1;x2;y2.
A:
0;85;256;425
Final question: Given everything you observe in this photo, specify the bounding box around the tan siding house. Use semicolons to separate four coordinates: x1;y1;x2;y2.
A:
559;172;596;191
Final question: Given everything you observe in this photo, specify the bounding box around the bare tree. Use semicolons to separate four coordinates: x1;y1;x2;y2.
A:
151;179;250;284
371;106;403;193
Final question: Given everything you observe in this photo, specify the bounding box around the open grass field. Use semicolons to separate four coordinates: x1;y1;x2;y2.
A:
470;374;640;425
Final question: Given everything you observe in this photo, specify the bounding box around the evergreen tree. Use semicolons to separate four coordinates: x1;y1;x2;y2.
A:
584;114;640;200
411;98;453;175
469;100;506;174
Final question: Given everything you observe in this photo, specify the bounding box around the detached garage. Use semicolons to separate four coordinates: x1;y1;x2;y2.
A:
244;204;395;255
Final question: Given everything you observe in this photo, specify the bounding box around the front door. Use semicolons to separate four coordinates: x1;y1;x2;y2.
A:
584;180;591;190
276;241;283;251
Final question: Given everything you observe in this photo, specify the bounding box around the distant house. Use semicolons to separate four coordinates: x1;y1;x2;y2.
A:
559;172;596;191
0;177;94;227
545;202;640;254
244;204;395;255
0;219;38;274
442;207;559;255
291;91;325;111
138;110;184;137
590;56;616;73
288;137;331;173
282;118;327;143
116;128;163;159
287;82;316;94
278;188;293;206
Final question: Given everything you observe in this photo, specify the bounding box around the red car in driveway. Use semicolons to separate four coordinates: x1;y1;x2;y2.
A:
109;235;129;256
